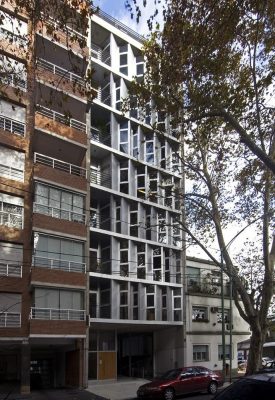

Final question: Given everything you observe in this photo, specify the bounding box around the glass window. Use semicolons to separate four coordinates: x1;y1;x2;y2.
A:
193;345;209;361
192;306;208;321
218;344;232;360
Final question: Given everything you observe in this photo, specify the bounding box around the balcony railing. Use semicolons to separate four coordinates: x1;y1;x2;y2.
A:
0;211;23;229
0;263;22;277
33;203;86;224
0;27;27;46
36;105;86;133
186;275;230;296
1;74;27;91
34;152;86;178
93;86;111;106
32;255;86;273
37;58;85;88
0;312;21;327
0;163;24;181
30;307;85;321
90;126;111;147
90;212;111;230
90;260;111;274
90;169;111;188
90;42;111;66
0;114;25;136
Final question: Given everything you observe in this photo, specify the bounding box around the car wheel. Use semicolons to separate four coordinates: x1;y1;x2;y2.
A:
208;381;218;395
163;387;175;400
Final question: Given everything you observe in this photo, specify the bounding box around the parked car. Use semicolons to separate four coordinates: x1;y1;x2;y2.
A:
136;366;223;400
262;356;274;366
258;360;275;373
212;373;275;400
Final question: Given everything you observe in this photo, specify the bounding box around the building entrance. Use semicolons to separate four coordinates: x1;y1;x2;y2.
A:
117;333;153;379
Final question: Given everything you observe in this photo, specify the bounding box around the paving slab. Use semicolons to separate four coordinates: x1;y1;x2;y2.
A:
87;378;149;400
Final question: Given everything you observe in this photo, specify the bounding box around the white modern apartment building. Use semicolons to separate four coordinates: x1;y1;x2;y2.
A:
88;8;185;381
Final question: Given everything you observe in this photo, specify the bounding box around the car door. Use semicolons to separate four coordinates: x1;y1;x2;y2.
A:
193;367;210;391
176;368;198;395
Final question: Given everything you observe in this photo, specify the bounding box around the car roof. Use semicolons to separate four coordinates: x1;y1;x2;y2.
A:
246;373;275;382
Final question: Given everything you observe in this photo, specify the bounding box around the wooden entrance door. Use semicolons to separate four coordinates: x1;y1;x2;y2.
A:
98;351;116;380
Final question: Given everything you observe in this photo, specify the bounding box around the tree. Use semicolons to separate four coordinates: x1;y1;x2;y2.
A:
0;0;94;101
125;0;275;374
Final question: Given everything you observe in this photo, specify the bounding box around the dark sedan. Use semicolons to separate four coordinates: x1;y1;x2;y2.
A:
137;366;223;400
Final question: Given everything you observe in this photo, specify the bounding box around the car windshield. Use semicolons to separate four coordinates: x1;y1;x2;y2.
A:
160;369;181;379
214;378;275;400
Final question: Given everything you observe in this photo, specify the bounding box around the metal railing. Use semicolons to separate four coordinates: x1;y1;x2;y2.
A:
90;212;111;230
90;42;111;66
93;86;112;106
34;152;86;178
37;58;85;87
0;263;22;277
33;203;86;224
0;114;25;136
0;163;24;181
0;211;23;229
0;312;21;327
32;255;86;274
0;27;27;46
90;169;111;188
186;275;230;296
90;126;111;146
91;6;144;43
44;16;86;43
36;105;86;133
30;307;85;321
1;74;27;91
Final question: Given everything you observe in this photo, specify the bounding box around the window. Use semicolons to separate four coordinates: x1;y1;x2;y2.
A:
173;288;182;321
137;243;146;279
120;160;129;194
120;240;128;277
146;285;155;320
33;233;85;272
162;287;167;321
187;266;200;288
119;44;128;75
192;306;208;321
132;128;139;158
119;121;129;153
137;165;146;199
130;202;138;237
34;183;85;223
218;344;232;360
120;282;128;319
217;308;230;323
0;193;23;229
172;215;181;247
115;199;121;233
0;55;27;91
193;345;209;362
0;293;21;327
148;171;158;202
158;211;167;243
136;55;144;76
0;146;24;181
145;138;154;164
0;99;26;136
131;283;139;320
175;251;181;284
152;247;162;281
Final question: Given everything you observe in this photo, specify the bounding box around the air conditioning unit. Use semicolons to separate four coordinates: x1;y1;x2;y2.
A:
210;307;218;313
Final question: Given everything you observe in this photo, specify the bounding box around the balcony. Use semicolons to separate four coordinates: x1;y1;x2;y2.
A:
40;17;88;57
0;163;24;181
0;114;25;136
36;105;86;133
30;307;85;321
37;58;86;97
90;305;111;319
90;126;111;147
0;312;21;327
91;42;111;66
0;210;23;229
32;255;86;274
93;85;111;107
186;275;230;296
0;263;22;277
33;203;86;224
0;27;27;58
90;169;111;188
1;74;27;91
34;152;86;178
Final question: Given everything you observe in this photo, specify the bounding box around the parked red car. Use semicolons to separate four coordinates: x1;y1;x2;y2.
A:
137;366;223;400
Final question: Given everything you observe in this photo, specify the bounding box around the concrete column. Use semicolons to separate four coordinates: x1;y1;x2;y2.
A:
20;340;30;394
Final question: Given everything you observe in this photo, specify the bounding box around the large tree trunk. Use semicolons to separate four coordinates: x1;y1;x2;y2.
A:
246;324;267;375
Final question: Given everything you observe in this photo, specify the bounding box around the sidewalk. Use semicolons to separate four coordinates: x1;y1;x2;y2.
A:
87;378;149;400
